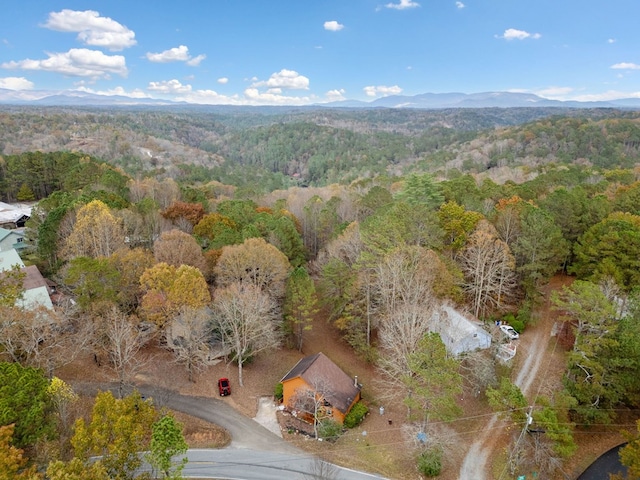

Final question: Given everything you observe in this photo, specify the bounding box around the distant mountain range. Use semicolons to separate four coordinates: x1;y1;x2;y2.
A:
0;88;179;106
325;91;640;109
1;88;640;109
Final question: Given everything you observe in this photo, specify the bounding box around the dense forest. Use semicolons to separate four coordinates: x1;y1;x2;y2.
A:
2;105;640;195
3;106;640;478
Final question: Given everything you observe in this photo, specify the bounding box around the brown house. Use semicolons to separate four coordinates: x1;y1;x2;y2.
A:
280;352;361;425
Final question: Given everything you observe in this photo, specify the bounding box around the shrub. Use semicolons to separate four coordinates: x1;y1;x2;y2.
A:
417;448;442;477
344;401;369;428
317;419;342;441
274;382;283;401
503;313;524;333
510;317;525;333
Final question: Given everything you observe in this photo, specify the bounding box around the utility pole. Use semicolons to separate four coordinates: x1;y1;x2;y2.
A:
501;406;533;479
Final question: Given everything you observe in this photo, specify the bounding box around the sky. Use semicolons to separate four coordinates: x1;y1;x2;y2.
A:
1;1;639;106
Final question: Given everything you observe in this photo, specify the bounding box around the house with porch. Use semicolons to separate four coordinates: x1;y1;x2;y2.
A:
0;228;26;252
281;352;361;425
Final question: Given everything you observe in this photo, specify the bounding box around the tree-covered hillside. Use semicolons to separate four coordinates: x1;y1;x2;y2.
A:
2;106;638;192
5;105;640;478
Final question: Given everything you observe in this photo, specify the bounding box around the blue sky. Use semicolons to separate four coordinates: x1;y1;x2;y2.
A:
1;1;639;105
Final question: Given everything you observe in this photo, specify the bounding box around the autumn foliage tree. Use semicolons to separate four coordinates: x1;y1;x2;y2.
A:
194;212;240;249
140;263;211;326
61;200;125;260
161;201;206;232
71;391;156;480
153;228;207;273
0;424;42;480
109;247;156;312
214;237;291;299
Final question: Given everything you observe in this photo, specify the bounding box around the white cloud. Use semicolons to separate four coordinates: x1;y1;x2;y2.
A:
177;89;243;105
325;89;346;102
146;45;205;66
244;88;312;105
568;90;640;102
186;54;206;67
498;28;541;41
385;0;420;10
252;69;310;90
43;9;136;51
534;86;574;98
147;79;193;94
611;62;640;70
146;46;189;63
511;86;640;102
456;1;465;8
508;86;574;100
363;85;402;97
172;87;314;106
137;70;316;106
2;48;127;78
0;76;34;90
608;38;616;44
76;85;149;98
324;21;344;31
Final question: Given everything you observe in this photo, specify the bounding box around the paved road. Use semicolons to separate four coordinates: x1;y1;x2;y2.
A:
74;382;299;453
577;443;627;480
74;382;387;479
182;449;387;480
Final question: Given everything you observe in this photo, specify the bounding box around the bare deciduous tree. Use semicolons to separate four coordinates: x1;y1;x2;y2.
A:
459;220;517;318
211;282;281;386
0;306;93;377
167;306;212;382
459;349;498;397
377;303;435;396
290;378;335;439
304;457;339;480
100;307;151;397
374;246;440;398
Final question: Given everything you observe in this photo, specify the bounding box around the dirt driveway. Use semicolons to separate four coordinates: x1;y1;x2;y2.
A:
459;276;569;479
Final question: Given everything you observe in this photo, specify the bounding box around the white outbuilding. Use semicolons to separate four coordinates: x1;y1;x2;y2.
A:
430;305;492;356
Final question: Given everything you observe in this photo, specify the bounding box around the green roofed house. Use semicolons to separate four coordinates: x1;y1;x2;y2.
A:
0;248;25;271
0;228;26;252
0;249;53;310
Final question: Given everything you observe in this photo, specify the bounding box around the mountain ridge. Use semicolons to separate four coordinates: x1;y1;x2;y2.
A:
2;88;640;109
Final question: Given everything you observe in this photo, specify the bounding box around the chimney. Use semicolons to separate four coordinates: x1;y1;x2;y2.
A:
354;375;358;387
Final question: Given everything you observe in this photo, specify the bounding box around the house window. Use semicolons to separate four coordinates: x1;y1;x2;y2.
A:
16;238;23;243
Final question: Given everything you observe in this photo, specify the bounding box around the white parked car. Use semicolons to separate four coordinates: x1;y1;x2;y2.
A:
499;324;519;340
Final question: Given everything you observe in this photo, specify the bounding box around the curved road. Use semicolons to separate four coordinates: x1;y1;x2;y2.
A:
74;382;386;479
577;444;627;480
